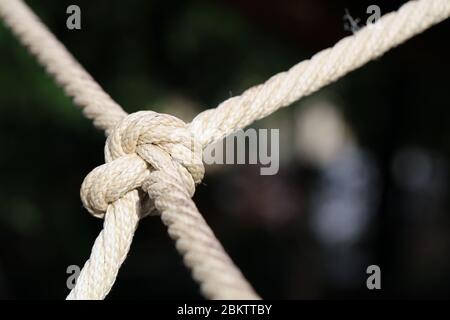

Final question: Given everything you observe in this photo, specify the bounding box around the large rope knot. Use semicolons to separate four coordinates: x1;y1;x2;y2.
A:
81;111;205;218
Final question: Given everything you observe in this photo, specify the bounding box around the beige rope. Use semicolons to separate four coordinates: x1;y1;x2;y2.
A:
0;0;259;300
1;0;449;299
0;0;126;134
70;111;258;299
190;0;450;147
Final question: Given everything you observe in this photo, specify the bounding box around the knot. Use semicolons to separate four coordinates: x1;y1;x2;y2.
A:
81;111;204;218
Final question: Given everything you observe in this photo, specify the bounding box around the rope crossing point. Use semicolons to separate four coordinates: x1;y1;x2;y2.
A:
0;0;449;299
75;111;259;299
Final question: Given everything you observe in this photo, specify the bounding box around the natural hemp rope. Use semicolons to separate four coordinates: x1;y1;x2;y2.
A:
0;0;449;299
75;110;259;299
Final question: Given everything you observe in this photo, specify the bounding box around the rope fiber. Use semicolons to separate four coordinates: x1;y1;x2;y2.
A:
0;0;449;299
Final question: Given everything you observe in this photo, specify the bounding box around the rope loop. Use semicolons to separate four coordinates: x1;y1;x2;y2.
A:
81;111;205;218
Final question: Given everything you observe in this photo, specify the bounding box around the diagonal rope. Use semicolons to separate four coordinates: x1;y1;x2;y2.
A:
0;0;449;299
0;0;126;135
190;0;450;147
0;0;259;300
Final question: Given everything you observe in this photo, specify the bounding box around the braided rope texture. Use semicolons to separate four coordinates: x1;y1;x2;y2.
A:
190;0;450;146
0;0;449;299
0;0;259;300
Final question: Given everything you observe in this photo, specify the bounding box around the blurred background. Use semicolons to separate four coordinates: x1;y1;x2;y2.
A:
0;0;449;299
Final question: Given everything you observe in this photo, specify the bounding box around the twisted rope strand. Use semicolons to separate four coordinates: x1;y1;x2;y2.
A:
143;171;259;299
0;0;126;134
